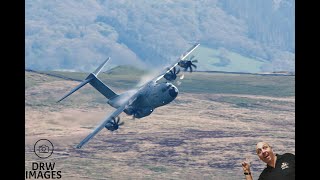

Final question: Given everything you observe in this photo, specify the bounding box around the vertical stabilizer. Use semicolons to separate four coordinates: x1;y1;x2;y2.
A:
57;57;118;102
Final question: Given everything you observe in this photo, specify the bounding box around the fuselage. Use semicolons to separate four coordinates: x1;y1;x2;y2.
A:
107;81;178;118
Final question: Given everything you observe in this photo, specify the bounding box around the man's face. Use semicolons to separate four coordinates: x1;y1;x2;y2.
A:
256;142;274;164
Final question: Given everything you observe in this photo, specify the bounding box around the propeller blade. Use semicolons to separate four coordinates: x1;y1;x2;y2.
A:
116;117;120;124
192;59;198;63
191;64;197;69
176;68;180;74
110;118;115;124
190;66;193;72
118;122;124;126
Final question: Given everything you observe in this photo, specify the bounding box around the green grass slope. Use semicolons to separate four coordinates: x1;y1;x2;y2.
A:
29;66;294;97
192;45;270;73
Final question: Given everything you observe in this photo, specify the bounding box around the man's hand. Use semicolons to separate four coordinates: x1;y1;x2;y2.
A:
242;159;253;180
241;159;251;173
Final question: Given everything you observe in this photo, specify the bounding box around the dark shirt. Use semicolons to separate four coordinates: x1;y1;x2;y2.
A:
258;153;295;180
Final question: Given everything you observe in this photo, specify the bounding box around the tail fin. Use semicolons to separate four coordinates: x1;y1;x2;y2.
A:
57;57;118;103
92;57;110;76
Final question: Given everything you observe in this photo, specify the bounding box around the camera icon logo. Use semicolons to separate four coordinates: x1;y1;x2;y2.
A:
38;145;50;153
34;139;54;158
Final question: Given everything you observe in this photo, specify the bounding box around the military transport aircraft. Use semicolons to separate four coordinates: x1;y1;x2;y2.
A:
57;43;200;148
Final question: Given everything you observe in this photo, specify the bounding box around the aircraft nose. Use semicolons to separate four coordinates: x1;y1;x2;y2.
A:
168;86;178;98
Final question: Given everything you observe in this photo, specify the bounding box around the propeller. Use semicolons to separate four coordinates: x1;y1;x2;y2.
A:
189;55;198;63
164;66;180;81
178;55;198;72
105;116;124;131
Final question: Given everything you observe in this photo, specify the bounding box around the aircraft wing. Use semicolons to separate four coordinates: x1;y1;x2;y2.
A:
76;95;139;149
76;105;126;148
154;43;200;82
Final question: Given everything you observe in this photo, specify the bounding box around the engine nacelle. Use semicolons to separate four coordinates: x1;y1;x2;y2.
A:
105;123;118;131
164;72;177;81
124;107;154;118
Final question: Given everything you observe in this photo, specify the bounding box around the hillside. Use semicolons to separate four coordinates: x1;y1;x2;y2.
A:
31;66;295;97
25;70;295;179
26;0;294;73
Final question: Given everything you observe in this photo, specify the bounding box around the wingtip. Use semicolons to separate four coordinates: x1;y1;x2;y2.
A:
56;96;66;103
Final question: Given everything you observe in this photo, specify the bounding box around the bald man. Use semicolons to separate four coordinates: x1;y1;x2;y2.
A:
241;142;295;180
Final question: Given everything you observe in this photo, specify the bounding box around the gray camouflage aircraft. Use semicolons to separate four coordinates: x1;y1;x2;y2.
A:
57;43;200;148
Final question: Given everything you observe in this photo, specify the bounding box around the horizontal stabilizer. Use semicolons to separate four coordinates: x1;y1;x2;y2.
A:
57;78;92;102
57;77;93;102
93;57;110;76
